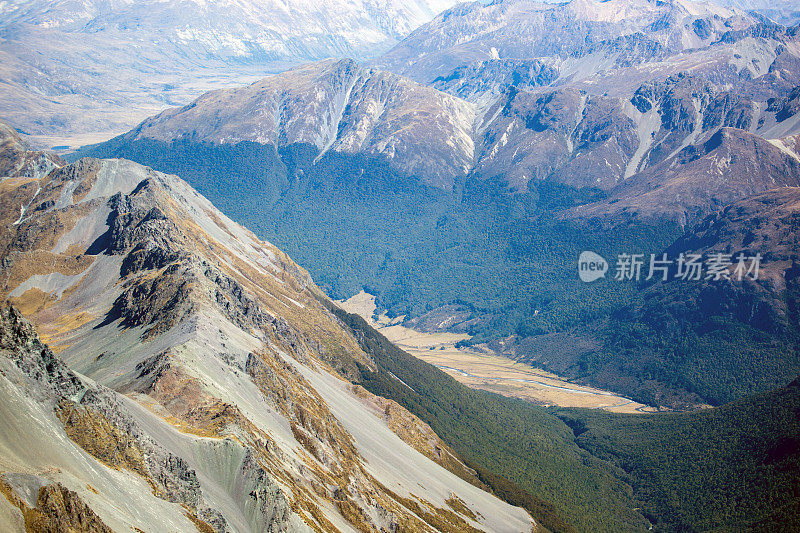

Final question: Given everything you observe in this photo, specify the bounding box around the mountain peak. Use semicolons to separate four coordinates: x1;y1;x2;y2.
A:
124;60;478;189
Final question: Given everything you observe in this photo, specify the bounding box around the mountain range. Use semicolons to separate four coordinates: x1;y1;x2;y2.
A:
74;0;800;410
377;0;756;82
4;0;800;150
100;58;800;203
0;0;459;148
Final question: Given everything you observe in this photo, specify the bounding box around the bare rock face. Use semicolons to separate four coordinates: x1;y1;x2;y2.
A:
768;86;800;124
470;71;797;193
432;59;560;104
33;483;114;533
0;127;535;532
571;127;800;225
0;122;63;179
473;87;644;191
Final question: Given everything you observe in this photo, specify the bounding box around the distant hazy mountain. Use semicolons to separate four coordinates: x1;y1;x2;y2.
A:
375;0;757;83
0;0;460;148
709;0;800;25
516;0;800;25
0;0;459;59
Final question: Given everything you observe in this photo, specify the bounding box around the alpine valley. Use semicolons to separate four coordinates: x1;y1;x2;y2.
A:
2;0;800;531
79;0;800;409
3;122;800;532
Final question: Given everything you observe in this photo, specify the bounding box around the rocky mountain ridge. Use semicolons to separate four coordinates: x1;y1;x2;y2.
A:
0;123;535;532
375;0;757;83
107;53;800;215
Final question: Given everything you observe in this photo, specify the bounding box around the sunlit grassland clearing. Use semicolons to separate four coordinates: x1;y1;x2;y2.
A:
338;291;649;412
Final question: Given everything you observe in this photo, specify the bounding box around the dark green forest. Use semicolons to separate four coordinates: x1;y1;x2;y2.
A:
576;277;800;407
555;379;800;532
333;304;800;533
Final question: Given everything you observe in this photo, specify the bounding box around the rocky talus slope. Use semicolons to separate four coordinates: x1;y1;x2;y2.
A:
0;123;535;532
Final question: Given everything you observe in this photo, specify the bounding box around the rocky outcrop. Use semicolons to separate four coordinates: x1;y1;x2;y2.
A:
0;303;302;533
0;305;84;399
0;121;63;179
433;59;560;103
768;85;800;124
0;477;114;533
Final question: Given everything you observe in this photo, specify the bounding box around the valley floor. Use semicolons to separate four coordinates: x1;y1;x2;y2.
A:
338;291;653;413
